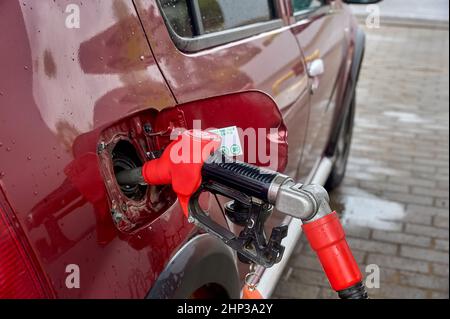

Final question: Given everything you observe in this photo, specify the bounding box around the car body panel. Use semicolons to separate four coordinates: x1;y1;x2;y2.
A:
290;1;354;179
0;0;194;298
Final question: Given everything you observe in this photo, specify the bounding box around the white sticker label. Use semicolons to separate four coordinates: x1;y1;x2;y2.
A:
209;126;243;157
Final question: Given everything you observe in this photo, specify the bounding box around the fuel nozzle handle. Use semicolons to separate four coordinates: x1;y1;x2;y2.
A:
115;150;282;203
203;157;368;298
201;152;281;200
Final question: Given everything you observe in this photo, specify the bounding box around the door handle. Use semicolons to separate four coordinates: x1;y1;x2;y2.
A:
308;59;325;77
308;59;325;94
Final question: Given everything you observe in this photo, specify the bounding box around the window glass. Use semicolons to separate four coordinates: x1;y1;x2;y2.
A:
159;0;194;37
198;0;275;34
159;0;276;37
291;0;324;13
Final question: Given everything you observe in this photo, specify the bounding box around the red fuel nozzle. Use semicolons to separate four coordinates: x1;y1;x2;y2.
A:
142;130;222;217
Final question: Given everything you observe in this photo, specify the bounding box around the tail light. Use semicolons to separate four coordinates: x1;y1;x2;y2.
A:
0;200;52;298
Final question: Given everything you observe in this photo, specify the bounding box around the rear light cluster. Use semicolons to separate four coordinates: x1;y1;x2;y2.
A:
0;202;51;298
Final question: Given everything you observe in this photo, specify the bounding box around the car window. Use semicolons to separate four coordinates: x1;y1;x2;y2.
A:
198;0;275;34
159;0;195;37
159;0;276;37
291;0;325;13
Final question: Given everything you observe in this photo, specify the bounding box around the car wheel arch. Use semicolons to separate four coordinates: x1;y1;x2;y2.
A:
146;233;241;299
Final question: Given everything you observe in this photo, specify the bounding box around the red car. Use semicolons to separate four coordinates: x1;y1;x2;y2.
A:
0;0;378;299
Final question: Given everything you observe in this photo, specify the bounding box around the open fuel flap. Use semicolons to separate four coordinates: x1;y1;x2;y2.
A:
98;91;288;233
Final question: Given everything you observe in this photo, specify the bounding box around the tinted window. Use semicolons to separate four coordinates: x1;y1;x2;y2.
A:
159;0;276;37
198;0;275;34
291;0;324;13
160;0;194;37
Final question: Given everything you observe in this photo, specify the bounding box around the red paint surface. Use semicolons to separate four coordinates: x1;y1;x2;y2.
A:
0;0;187;298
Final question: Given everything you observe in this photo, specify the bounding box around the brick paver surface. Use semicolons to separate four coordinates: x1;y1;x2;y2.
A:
274;24;449;299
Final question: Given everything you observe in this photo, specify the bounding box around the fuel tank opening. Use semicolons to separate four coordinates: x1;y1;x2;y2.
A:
111;140;147;201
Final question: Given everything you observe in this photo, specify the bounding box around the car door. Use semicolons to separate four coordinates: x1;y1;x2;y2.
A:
289;0;349;180
134;0;313;285
133;0;310;179
0;0;194;298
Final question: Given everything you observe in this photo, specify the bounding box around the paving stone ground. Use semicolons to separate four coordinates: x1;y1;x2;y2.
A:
274;24;449;299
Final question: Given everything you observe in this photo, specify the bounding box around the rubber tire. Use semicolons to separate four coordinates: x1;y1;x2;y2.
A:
325;94;356;191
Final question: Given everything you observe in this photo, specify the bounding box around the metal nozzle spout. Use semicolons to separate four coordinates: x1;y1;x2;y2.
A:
115;167;146;186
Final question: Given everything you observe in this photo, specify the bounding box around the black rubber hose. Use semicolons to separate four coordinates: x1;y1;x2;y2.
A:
338;282;369;299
